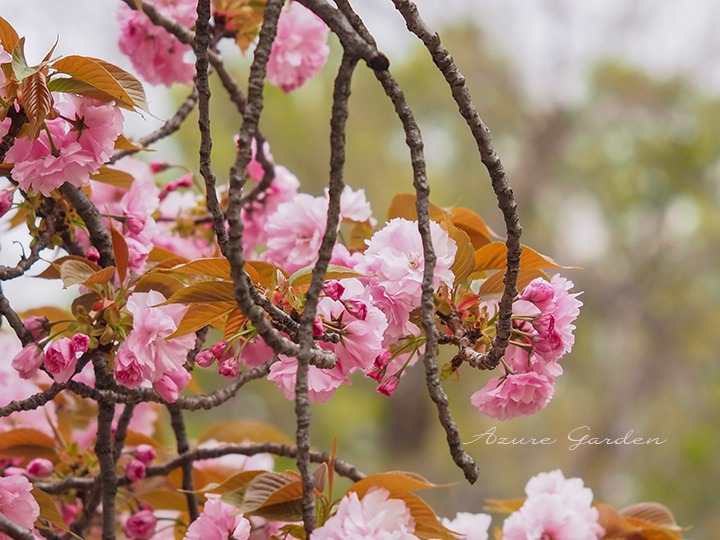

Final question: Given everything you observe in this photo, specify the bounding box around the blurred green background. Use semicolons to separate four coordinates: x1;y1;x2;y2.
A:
167;16;718;539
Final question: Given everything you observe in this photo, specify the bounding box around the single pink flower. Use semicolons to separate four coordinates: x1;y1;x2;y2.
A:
185;494;251;540
26;458;53;478
126;459;147;482
117;0;197;86
154;369;191;403
0;189;12;218
218;357;240;379
323;280;345;301
124;509;157;539
502;493;603;540
267;2;330;92
44;337;81;383
72;333;90;353
471;371;556;420
194;349;215;368
440;512;492;540
23;315;50;341
86;246;101;262
267;355;348;403
313;487;418;539
377;375;400;397
11;345;45;380
0;475;40;532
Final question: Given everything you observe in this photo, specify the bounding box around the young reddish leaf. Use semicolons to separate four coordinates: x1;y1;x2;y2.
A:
167;302;236;339
347;221;374;253
90;166;135;190
91;57;149;113
137;489;191;512
0;16;20;54
386;193;447;222
473;242;571;273
222;308;247;341
161;257;231;280
114;133;149;152
233;472;303;521
51;56;146;112
620;502;682;530
0;428;58;464
134;273;185;299
441;219;475;285
33;255;101;280
208;470;266;497
198;419;294;446
447;207;499;248
245;260;287;288
484;498;526;513
167;467;210;494
148;246;190;265
391;491;457;540
349;471;440;499
20;69;52;140
59;259;103;288
32;488;73;535
289;265;368;287
83;266;116;286
163;281;236;305
214;0;268;52
478;268;548;297
596;503;641;536
110;223;129;283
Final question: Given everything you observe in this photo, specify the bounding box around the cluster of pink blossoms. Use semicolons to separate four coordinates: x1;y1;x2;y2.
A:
12;332;90;384
5;94;123;196
471;274;583;420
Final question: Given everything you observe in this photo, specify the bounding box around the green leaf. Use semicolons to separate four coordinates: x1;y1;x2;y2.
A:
289;264;368;287
11;37;38;81
91;57;149;112
167;302;236;339
0;16;20;54
198;419;294;446
91;166;135;190
163;281;236;305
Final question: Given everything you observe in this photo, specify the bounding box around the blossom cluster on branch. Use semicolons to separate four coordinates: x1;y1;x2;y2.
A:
0;1;684;539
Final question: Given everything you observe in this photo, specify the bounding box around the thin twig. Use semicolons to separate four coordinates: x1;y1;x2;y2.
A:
168;404;199;521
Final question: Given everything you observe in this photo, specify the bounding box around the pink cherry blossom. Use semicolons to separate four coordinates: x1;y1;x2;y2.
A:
26;458;53;478
6;95;123;196
440;512;492;540
134;444;157;465
126;459;147;482
313;487;419;539
0;475;40;533
24;316;50;341
11;345;45;380
502;494;603;540
0;190;12;218
267;355;349;403
154;368;191;403
323;280;345;301
124;509;157;539
184;494;251;540
470;371;556;420
117;0;197;86
195;349;215;368
525;470;600;521
267;2;330;92
44;337;83;383
337;185;374;223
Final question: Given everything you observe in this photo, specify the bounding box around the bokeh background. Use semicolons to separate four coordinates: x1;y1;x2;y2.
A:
3;0;719;536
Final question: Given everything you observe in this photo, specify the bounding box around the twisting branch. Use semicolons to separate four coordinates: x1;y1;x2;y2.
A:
390;0;522;370
168;404;199;521
60;184;115;268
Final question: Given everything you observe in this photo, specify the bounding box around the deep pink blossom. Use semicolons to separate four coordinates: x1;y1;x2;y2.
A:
195;349;215;368
6;95;122;196
377;375;400;397
26;458;53;478
0;475;40;533
440;512;492;540
134;444;157;465
218;357;240;379
11;345;45;380
0;190;12;218
313;487;418;539
126;459;147;482
323;280;345;301
124;509;157;539
117;0;197;86
267;2;330;92
184;494;251;540
44;337;82;383
470;371;556;420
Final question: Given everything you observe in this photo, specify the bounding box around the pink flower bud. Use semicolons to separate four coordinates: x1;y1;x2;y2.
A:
173;174;193;189
150;161;169;173
72;333;90;353
27;458;53;478
86;246;101;263
0;189;13;218
377;375;400;397
11;345;45;379
366;365;385;383
126;459;146;482
312;317;324;337
195;349;215;368
323;280;345;301
519;279;555;311
218;357;239;379
44;337;79;383
23;315;50;341
344;299;368;321
125;212;147;235
123;509;157;539
153;369;190;403
211;340;229;360
134;444;156;465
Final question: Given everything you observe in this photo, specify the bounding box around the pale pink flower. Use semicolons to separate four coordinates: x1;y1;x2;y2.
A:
441;512;492;540
525;470;600;522
26;458;53;478
239;336;275;369
114;291;195;402
184;494;251;540
6;95;122;196
0;190;12;218
313;487;418;539
11;345;45;380
267;2;330;92
117;0;197;86
0;475;40;532
124;509;157;539
337;185;374;223
470;371;556;420
267;354;348;403
502;494;603;540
